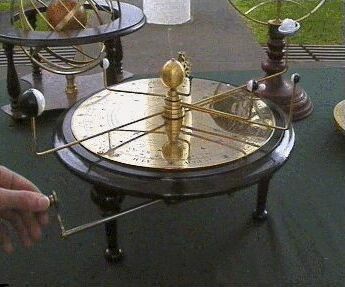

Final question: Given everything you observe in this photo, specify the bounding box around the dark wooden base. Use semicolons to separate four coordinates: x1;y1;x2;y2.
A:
257;77;313;122
22;70;132;111
1;104;27;119
1;70;133;117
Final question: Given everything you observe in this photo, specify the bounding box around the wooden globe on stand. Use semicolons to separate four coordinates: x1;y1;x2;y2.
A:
226;0;326;121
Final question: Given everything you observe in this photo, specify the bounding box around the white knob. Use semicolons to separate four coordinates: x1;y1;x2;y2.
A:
19;88;45;117
257;83;266;92
291;73;301;83
101;58;110;70
278;19;300;36
246;80;258;92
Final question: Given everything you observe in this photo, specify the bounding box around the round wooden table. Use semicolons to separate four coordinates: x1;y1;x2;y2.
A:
53;83;295;262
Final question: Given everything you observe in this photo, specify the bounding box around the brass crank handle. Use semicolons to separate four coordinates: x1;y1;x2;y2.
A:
47;191;162;238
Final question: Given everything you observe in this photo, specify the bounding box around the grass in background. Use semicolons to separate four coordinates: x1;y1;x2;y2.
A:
232;0;344;44
0;1;11;11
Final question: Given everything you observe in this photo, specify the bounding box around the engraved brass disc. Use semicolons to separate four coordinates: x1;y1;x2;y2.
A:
334;100;345;135
71;78;276;170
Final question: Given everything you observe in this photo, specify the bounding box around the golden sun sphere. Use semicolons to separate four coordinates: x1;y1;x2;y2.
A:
160;59;185;89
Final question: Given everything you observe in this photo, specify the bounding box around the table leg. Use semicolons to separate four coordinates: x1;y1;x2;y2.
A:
30;48;42;79
91;186;125;262
104;37;124;86
252;177;271;221
3;43;22;119
27;9;42;79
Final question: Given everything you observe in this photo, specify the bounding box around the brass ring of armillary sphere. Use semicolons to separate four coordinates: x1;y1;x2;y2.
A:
226;0;326;25
11;0;122;75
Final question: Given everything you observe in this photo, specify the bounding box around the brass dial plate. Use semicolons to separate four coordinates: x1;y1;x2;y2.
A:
71;78;276;170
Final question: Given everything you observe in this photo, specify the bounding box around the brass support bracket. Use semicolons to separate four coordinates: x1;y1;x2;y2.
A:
48;191;162;238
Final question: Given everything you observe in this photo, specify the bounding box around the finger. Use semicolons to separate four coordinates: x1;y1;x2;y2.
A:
0;222;14;254
0;210;32;247
0;166;40;192
0;188;50;212
36;211;49;226
21;211;42;242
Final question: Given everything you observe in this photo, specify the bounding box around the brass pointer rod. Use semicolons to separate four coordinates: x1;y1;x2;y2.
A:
101;124;165;156
180;130;247;155
182;125;262;148
194;68;288;107
182;102;287;131
61;199;162;238
35;111;163;156
105;87;166;98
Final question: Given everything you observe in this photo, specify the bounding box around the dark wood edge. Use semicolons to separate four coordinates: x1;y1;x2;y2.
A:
52;78;295;199
0;3;146;47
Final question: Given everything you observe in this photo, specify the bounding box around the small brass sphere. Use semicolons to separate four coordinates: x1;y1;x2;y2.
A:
160;59;185;90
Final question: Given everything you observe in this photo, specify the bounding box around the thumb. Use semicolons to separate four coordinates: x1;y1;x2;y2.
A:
0;188;50;212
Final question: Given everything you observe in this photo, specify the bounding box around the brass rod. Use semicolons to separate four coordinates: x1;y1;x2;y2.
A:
226;0;268;25
43;48;93;67
56;0;87;30
297;0;326;22
21;47;105;75
30;117;37;153
181;130;247;155
101;124;165;156
182;102;287;131
61;199;162;238
246;0;273;15
20;0;35;31
86;0;104;25
112;128;166;134
28;0;56;30
35;112;163;156
106;87;166;98
193;68;288;107
182;125;262;148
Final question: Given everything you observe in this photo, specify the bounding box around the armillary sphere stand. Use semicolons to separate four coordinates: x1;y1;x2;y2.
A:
227;0;326;121
48;61;295;262
0;1;145;119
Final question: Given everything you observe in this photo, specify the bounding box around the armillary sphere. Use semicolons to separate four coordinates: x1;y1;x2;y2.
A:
10;0;120;75
18;54;297;261
227;0;326;121
227;0;326;25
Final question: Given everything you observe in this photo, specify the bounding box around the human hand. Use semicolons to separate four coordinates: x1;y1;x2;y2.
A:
0;166;50;254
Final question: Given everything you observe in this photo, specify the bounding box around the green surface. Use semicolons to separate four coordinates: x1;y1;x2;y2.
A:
233;0;344;44
0;2;11;11
0;68;345;286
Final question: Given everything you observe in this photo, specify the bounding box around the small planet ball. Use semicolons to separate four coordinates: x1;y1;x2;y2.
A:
47;0;88;31
160;59;185;90
18;89;45;117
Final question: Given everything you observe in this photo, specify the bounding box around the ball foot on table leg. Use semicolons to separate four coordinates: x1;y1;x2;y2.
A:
252;209;268;221
105;248;124;263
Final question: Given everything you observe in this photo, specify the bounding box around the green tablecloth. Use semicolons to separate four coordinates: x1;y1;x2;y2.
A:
0;68;344;286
